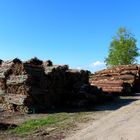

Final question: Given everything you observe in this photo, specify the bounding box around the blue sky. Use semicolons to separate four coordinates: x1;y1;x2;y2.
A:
0;0;140;72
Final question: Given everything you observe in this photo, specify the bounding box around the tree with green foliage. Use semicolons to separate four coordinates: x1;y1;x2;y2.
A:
105;27;139;67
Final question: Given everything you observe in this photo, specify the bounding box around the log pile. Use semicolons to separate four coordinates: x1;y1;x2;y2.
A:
90;65;140;94
0;58;96;113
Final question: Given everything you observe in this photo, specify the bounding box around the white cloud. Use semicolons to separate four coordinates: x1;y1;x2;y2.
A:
73;61;106;73
91;61;105;67
89;61;106;72
76;66;82;70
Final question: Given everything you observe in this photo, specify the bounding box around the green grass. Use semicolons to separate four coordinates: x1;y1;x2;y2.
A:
10;112;91;136
11;113;69;136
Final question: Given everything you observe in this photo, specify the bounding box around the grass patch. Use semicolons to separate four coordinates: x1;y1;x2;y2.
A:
11;113;69;136
10;112;92;136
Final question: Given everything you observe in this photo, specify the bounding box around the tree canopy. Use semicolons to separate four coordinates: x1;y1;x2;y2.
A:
105;27;139;67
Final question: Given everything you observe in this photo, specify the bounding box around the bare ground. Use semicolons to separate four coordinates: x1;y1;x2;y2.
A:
1;94;140;140
65;94;140;140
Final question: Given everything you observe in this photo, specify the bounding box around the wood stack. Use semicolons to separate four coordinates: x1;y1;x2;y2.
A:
90;65;140;94
0;58;92;113
0;59;31;113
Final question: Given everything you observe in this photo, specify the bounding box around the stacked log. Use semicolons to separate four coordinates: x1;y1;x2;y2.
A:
91;80;125;93
0;58;94;113
0;60;12;103
90;65;140;94
0;60;31;113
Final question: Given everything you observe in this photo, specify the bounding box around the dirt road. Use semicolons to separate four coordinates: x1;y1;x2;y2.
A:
66;94;140;140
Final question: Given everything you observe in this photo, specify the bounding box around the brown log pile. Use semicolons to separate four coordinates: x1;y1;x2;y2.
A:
90;65;140;94
0;58;99;113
